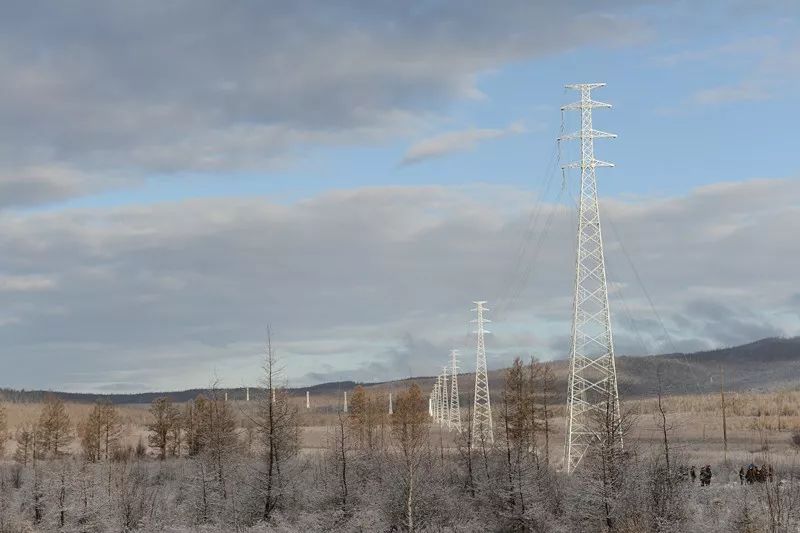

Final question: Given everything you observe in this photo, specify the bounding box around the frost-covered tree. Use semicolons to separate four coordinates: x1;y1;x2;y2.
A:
391;383;428;532
254;327;301;521
14;424;35;466
199;389;239;499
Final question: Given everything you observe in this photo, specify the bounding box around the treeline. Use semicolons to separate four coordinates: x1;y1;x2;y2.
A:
0;381;361;406
0;356;797;532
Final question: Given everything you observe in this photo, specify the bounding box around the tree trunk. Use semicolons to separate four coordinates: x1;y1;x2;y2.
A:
406;463;414;533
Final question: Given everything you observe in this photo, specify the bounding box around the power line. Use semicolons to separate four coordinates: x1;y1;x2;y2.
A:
604;213;705;397
493;141;562;318
605;215;678;355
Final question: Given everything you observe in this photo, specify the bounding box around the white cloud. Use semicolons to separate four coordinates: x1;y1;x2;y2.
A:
681;33;800;106
402;122;526;165
692;82;771;105
0;1;651;205
0;274;57;292
654;36;778;67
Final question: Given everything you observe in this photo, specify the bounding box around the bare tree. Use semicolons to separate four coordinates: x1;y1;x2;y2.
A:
576;395;635;532
391;383;428;532
541;363;553;465
649;365;686;528
456;401;476;498
349;385;386;452
115;461;149;530
15;424;35;466
762;461;800;532
32;426;42;524
184;396;204;456
656;366;672;475
38;394;72;457
147;397;180;460
199;387;239;499
57;461;69;528
349;385;369;448
80;406;103;462
98;401;122;461
254;326;301;521
0;402;6;450
720;365;728;464
81;400;123;462
332;410;350;510
499;357;541;525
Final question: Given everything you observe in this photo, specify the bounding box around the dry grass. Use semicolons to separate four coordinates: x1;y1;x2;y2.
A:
1;388;799;466
2;402;151;431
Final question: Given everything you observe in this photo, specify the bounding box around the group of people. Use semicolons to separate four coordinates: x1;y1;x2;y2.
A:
685;463;775;486
689;465;713;486
739;464;773;484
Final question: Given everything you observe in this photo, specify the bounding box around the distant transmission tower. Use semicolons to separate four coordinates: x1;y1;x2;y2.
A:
472;301;493;444
560;83;622;474
441;366;450;427
432;375;441;422
448;349;462;432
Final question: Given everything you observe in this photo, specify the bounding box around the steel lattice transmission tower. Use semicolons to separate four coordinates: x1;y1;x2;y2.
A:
472;301;493;444
560;83;622;474
440;366;450;426
448;349;462;432
431;375;441;422
431;378;437;421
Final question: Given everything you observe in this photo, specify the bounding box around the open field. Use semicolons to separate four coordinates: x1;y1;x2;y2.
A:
4;388;800;467
2;388;800;532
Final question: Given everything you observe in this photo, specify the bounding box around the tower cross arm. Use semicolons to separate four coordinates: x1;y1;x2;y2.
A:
561;159;615;169
558;129;617;141
561;100;612;110
565;82;606;90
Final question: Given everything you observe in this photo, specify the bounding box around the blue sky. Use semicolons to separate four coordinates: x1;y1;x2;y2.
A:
0;1;798;391
50;2;799;210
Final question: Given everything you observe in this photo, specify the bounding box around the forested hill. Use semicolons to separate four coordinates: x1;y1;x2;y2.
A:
615;336;800;397
0;381;359;406
1;337;799;405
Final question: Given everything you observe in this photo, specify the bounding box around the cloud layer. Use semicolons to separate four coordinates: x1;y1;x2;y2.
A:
0;1;650;207
0;178;796;391
402;123;526;165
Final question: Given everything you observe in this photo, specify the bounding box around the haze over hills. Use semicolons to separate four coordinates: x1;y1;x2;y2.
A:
2;337;798;405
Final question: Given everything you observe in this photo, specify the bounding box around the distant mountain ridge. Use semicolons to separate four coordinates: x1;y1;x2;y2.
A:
615;336;800;397
2;337;798;405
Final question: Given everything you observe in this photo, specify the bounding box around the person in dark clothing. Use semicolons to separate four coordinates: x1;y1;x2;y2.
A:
739;466;745;485
746;464;756;484
700;465;712;486
690;466;697;483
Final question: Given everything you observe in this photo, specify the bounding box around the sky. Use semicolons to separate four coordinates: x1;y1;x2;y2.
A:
0;0;798;392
